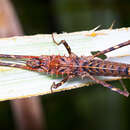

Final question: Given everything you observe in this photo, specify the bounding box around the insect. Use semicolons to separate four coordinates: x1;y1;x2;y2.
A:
0;34;130;97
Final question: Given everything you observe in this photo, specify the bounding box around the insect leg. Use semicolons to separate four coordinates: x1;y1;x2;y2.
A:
0;54;38;59
51;75;75;92
80;72;129;97
0;61;40;71
52;33;76;56
119;79;129;94
90;40;130;61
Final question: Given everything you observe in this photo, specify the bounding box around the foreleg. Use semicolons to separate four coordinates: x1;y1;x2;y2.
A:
0;61;42;72
0;54;38;59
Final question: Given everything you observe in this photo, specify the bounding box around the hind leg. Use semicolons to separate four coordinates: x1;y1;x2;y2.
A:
90;40;130;61
80;72;129;97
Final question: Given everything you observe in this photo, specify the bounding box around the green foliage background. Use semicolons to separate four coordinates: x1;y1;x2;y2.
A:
1;0;130;130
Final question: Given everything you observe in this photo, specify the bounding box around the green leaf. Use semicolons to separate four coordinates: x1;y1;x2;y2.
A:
91;51;107;60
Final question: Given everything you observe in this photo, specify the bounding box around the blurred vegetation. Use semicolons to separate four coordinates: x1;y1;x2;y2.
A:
0;0;130;130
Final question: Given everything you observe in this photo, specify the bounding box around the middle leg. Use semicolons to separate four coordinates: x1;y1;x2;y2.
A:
52;33;76;57
51;74;75;92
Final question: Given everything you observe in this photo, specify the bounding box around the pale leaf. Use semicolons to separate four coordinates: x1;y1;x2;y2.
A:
0;27;130;101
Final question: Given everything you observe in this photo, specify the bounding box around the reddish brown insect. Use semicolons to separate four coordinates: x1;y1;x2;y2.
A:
0;34;130;97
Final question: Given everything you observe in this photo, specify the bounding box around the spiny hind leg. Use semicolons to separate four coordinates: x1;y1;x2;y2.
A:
52;33;77;57
51;75;75;92
80;72;129;97
90;40;130;61
119;79;129;94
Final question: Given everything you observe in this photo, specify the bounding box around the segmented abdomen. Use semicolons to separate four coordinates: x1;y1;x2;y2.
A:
47;56;130;77
82;59;130;77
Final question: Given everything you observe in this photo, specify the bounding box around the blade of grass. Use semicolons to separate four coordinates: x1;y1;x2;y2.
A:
0;28;130;100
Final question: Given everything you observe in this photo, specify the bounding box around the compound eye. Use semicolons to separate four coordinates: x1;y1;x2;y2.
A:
26;58;41;68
